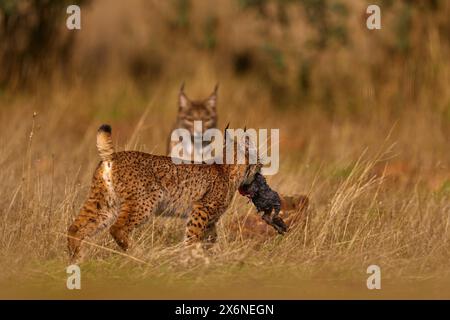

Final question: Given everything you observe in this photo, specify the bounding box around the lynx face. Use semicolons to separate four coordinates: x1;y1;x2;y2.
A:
167;84;218;159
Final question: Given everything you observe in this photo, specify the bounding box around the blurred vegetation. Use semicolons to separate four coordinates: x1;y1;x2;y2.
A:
0;0;87;88
0;0;449;117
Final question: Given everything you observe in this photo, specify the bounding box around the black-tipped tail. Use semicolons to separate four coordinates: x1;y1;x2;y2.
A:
98;124;112;134
96;124;114;162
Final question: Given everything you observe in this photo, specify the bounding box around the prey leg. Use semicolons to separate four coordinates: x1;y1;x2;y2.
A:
261;210;287;234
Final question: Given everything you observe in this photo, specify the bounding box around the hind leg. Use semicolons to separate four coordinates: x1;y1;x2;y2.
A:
109;190;163;251
68;196;117;263
109;201;134;251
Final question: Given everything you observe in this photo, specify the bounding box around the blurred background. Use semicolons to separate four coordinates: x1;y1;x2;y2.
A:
1;0;448;109
0;0;450;298
1;0;449;156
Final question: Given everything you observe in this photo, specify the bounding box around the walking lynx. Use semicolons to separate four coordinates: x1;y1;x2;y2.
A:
67;124;260;262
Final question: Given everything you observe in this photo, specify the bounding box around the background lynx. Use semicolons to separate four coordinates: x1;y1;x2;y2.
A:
167;84;218;160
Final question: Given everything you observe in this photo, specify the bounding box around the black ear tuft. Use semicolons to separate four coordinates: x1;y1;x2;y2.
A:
98;124;112;134
224;122;231;142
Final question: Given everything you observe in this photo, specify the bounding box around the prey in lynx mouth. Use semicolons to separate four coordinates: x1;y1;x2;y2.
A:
239;172;288;234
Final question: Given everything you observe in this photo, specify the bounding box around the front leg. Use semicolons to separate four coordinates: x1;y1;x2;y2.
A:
185;203;221;245
202;220;218;240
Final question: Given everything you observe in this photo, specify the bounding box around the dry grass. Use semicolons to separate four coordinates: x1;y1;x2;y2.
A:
0;80;449;299
0;0;449;299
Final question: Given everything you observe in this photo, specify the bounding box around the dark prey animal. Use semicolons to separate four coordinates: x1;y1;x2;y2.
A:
239;172;287;234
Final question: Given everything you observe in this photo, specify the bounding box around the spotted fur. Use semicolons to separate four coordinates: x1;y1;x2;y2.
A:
67;124;259;262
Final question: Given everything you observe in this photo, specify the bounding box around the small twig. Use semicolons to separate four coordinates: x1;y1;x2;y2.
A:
53;231;149;265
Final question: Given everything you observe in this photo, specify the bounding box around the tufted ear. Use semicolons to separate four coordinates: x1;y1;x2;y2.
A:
223;122;231;146
179;82;190;110
205;84;218;110
224;122;230;138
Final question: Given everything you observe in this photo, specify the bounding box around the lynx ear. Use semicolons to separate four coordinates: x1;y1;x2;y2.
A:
205;84;218;110
224;122;231;144
224;122;230;136
179;83;190;110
